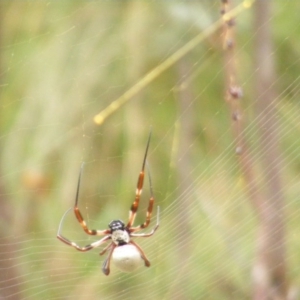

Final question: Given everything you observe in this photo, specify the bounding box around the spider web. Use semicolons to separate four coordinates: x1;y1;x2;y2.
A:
1;1;300;299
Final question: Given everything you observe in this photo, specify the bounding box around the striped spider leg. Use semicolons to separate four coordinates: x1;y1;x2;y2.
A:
57;131;159;275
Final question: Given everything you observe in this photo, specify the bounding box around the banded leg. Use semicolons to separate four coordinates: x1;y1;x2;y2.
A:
74;163;110;236
102;244;116;276
99;242;113;256
57;208;111;251
129;164;156;232
129;240;150;267
127;131;152;227
130;206;160;235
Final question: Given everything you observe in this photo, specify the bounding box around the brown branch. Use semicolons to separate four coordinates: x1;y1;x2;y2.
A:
220;0;263;213
220;0;288;299
252;0;287;298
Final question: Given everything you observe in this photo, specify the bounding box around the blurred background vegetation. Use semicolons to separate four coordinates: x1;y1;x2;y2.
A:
0;1;300;299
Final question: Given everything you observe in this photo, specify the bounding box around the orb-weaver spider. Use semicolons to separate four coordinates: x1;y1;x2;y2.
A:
57;132;159;275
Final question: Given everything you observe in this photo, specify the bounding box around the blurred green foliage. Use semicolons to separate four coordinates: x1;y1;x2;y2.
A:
0;1;300;299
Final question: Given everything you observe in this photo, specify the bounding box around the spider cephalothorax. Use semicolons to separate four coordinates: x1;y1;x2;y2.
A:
109;220;130;246
108;219;125;232
57;131;159;275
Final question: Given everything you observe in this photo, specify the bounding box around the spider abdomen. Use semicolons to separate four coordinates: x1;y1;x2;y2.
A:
57;132;159;276
112;244;143;272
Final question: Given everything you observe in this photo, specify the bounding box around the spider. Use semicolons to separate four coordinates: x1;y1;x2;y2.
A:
57;132;159;276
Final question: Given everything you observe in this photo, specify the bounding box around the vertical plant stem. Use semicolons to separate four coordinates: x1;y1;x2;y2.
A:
220;0;263;212
253;0;287;299
221;0;287;298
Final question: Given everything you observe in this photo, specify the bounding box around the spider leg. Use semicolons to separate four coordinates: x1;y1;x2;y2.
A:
129;240;150;267
127;131;152;228
102;244;116;276
130;206;160;236
73;163;110;236
57;208;111;251
58;234;111;252
129;165;157;232
99;242;113;256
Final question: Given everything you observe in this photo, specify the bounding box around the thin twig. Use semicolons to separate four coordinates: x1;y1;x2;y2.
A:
220;0;288;299
93;0;256;126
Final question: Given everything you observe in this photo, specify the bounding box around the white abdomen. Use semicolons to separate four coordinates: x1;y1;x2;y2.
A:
112;244;143;272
